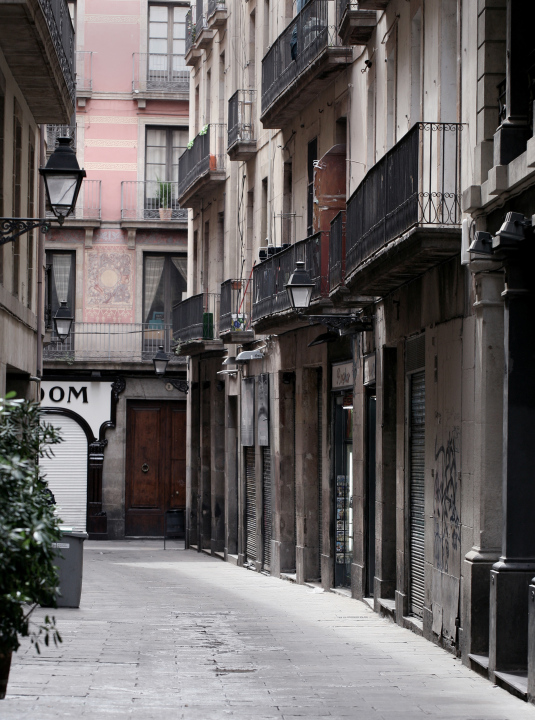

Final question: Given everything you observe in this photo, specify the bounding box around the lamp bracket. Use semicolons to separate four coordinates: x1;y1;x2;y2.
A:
162;377;189;394
300;313;373;332
0;218;54;245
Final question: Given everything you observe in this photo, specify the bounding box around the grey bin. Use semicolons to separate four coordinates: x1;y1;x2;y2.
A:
52;531;88;608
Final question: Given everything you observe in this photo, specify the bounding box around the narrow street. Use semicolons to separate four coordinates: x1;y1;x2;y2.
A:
3;541;534;720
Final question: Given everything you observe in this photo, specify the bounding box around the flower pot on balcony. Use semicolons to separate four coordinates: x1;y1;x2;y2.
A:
159;208;172;220
0;647;12;699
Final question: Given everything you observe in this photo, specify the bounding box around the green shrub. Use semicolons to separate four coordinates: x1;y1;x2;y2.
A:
0;395;63;654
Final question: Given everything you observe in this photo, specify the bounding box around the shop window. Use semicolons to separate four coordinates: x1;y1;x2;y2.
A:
143;253;187;327
45;251;75;333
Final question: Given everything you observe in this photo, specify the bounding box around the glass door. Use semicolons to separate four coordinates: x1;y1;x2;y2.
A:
334;392;353;588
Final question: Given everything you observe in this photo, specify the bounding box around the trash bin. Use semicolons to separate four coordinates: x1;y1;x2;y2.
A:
52;529;88;608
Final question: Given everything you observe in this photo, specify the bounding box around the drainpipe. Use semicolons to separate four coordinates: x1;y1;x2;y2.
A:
268;131;272;244
36;125;46;381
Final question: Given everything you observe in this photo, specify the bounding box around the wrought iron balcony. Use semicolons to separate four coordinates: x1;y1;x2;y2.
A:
177;124;226;207
337;1;377;45
121;181;187;222
344;122;463;297
132;53;189;96
43;323;181;364
228;90;256;161
173;292;222;353
0;0;76;122
207;0;227;28
186;7;196;54
252;230;330;329
261;0;351;128
76;51;93;96
220;278;254;342
46;179;101;221
329;210;346;294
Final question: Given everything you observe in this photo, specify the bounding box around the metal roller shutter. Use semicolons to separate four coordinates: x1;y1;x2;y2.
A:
40;415;88;532
245;446;256;561
262;446;272;569
409;370;426;617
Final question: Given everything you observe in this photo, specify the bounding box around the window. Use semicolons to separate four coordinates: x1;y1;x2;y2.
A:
143;254;187;327
148;4;188;88
307;138;317;237
45;251;75;333
144;126;187;217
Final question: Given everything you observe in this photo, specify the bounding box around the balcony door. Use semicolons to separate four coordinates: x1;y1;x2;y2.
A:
45;251;76;350
125;400;186;537
148;4;188;88
145;126;187;217
143;253;186;355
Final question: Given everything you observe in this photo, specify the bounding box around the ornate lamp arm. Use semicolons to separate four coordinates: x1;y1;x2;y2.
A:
0;218;52;246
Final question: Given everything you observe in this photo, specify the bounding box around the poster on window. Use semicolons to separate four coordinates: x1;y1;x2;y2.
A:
258;373;269;447
241;377;255;447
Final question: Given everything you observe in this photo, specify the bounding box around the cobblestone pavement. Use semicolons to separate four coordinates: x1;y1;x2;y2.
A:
3;541;535;719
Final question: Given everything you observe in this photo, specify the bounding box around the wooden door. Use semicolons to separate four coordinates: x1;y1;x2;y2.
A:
125;400;186;536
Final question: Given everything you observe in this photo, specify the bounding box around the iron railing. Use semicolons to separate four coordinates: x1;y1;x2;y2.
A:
345;122;463;277
252;231;329;323
132;53;189;93
186;7;195;53
43;323;180;363
208;0;226;18
178;124;226;199
76;51;93;93
329;210;346;290
121;181;187;221
261;0;343;115
38;0;76;108
45;179;101;220
220;279;252;334
173;292;220;343
46;124;76;156
228;90;256;150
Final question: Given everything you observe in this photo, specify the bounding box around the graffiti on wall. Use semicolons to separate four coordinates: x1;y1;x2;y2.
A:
433;429;460;573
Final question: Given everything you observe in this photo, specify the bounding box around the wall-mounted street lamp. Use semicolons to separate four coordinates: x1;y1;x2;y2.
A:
152;345;189;393
469;213;532;258
53;301;74;343
285;261;373;332
0;138;86;245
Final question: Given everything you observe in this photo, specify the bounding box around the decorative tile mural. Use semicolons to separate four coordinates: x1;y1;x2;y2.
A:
84;244;134;323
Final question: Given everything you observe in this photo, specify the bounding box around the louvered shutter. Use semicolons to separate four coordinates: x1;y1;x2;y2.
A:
409;370;426;617
245;446;256;561
262;446;272;569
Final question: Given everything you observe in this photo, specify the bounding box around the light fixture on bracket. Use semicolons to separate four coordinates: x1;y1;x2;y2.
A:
1;137;86;245
152;345;188;393
235;349;264;364
285;261;373;333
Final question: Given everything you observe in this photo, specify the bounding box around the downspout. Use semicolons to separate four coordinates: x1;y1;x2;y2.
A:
36;125;46;380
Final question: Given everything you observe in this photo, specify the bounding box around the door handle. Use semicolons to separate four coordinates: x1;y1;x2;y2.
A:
141;463;149;473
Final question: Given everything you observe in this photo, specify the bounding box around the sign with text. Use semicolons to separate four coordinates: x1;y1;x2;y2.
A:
332;361;354;391
40;381;113;438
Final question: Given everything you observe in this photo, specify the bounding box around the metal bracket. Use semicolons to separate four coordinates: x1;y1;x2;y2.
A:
164;378;189;394
300;313;373;333
0;218;53;245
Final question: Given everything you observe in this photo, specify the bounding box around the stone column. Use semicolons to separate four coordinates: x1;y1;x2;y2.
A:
211;363;226;553
186;358;200;549
462;266;504;662
224;392;239;557
489;251;535;675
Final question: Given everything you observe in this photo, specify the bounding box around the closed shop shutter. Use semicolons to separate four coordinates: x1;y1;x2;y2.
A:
409;370;426;618
245;446;256;561
262;446;272;569
40;415;88;532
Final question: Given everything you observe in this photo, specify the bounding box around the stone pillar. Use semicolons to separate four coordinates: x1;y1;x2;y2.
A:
200;378;212;551
225;392;239;556
528;578;535;703
211;367;225;553
273;372;296;575
462;267;504;662
186;359;200;549
489;252;535;675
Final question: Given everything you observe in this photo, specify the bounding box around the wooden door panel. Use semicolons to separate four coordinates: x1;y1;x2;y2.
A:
169;407;186;508
130;407;161;509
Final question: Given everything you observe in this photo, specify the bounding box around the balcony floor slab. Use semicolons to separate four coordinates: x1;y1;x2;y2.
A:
338;9;377;46
344;225;462;298
261;46;352;129
175;339;225;358
228;140;257;162
178;170;226;209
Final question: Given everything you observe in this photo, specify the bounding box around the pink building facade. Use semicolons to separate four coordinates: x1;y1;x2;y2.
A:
41;0;190;540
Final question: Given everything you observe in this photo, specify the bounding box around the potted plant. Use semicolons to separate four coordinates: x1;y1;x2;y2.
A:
156;179;173;220
0;395;63;699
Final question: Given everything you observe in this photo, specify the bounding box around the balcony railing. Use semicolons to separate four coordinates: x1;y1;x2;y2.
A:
38;0;76;108
76;51;93;93
121;181;187;221
220;279;252;335
43;323;179;363
261;0;344;116
178;124;226;200
252;231;329;323
173;292;220;344
132;53;189;93
345;122;463;278
186;7;195;53
208;0;226;18
45;179;101;220
329;210;346;291
228;90;256;150
46;124;76;156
